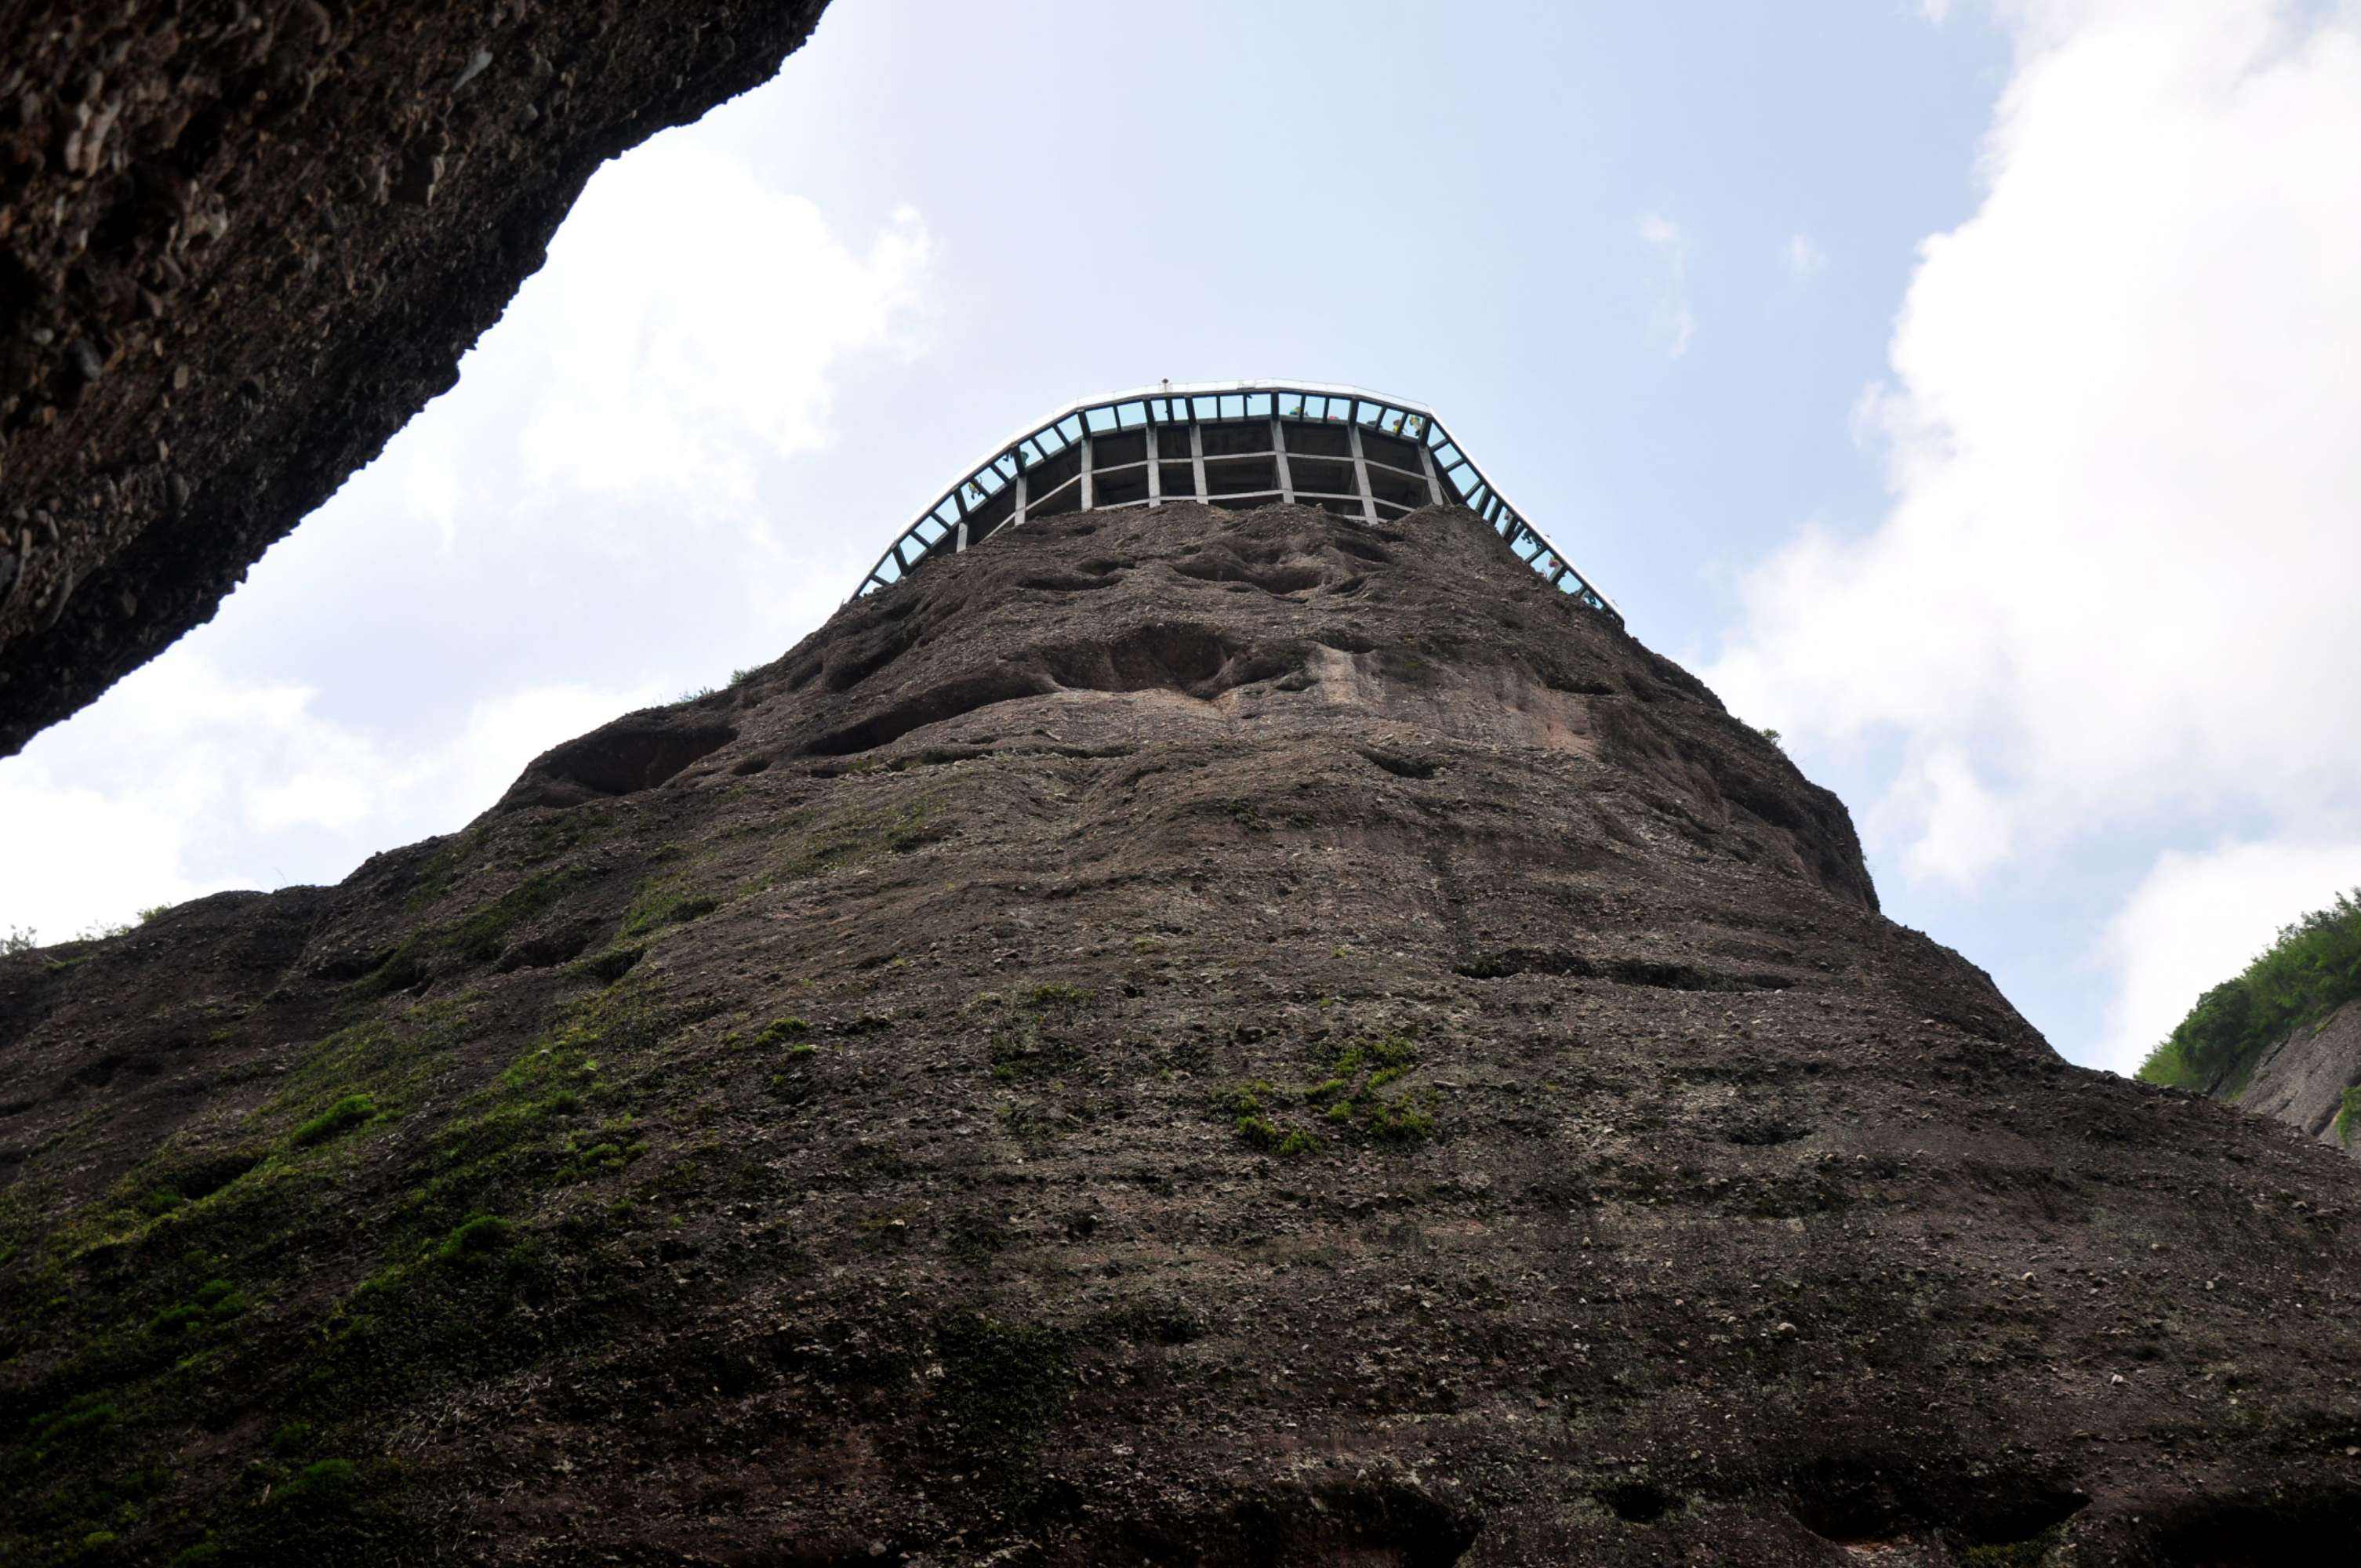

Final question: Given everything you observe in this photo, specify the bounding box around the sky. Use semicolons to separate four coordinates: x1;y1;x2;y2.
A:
5;0;2359;1079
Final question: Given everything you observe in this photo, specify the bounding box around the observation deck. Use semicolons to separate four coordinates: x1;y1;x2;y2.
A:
854;380;1618;621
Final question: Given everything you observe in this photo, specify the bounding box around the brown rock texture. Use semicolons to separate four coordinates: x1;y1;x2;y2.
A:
3;500;2360;1564
0;0;831;757
2225;1000;2361;1163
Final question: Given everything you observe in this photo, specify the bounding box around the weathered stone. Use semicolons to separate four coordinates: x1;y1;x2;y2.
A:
3;499;2356;1563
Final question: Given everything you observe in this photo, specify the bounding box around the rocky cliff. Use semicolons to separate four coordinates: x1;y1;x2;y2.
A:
3;499;2359;1566
0;0;831;757
2221;1001;2361;1163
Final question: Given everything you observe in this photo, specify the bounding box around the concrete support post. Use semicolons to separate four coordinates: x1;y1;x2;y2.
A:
1012;466;1027;531
1146;423;1162;507
1347;419;1378;525
1189;421;1208;503
957;517;970;551
1271;415;1295;505
1416;436;1444;506
1079;428;1095;511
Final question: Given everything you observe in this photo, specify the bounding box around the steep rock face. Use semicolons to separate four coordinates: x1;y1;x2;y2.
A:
2;501;2359;1565
0;0;831;757
2225;1000;2361;1161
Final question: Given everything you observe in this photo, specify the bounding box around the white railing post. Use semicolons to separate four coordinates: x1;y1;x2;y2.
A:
1347;419;1377;525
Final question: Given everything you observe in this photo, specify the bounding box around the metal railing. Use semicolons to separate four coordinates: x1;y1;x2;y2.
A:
852;379;1618;622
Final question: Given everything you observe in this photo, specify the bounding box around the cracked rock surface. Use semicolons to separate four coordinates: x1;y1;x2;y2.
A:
0;0;831;756
2214;999;2361;1163
2;501;2359;1564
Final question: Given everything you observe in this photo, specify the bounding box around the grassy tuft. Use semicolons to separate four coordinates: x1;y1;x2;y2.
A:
435;1214;514;1264
621;880;720;938
1219;1082;1323;1156
292;1094;380;1148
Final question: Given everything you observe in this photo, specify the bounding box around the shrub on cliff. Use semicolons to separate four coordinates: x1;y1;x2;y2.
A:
2139;889;2361;1093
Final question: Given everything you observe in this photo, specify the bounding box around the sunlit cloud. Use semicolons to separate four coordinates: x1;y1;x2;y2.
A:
1709;0;2361;1056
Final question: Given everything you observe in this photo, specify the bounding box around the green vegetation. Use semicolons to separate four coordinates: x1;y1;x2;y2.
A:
449;870;583;961
278;1458;360;1511
360;867;590;993
1309;1032;1437;1142
402;830;474;909
0;959;697;1564
620;878;719;938
387;982;656;1243
292;1094;380;1148
1215;1029;1440;1155
752;1016;810;1048
2138;889;2361;1093
265;1013;469;1158
435;1213;514;1263
1962;1527;2064;1567
145;1303;204;1338
2337;1085;2361;1147
568;944;645;984
764;793;953;884
303;1213;550;1420
1216;1081;1324;1157
669;668;757;702
3;923;36;955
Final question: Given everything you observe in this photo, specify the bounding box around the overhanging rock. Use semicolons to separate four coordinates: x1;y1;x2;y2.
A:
0;0;833;757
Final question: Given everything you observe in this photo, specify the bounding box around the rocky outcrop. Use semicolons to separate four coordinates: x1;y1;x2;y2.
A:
4;500;2360;1565
2230;999;2361;1161
0;0;832;757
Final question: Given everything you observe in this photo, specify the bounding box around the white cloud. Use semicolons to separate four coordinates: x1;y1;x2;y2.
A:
1638;212;1697;357
1872;746;2016;884
0;653;658;944
511;141;932;514
1785;233;1828;280
1922;0;1955;24
1709;0;2361;897
2094;838;2361;1076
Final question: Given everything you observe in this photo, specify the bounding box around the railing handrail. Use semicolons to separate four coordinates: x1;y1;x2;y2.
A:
852;379;1620;623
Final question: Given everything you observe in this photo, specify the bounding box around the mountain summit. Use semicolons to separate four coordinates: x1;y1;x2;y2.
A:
3;498;2358;1565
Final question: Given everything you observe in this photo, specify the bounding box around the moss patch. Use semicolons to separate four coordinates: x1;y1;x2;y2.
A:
620;879;720;938
292;1094;380;1149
